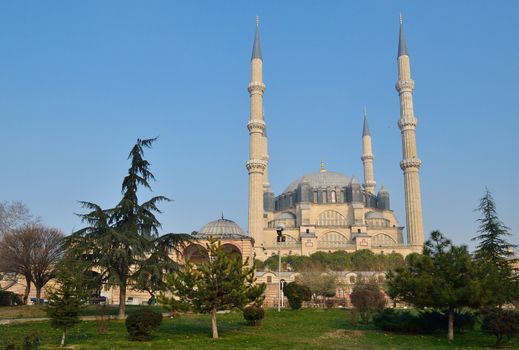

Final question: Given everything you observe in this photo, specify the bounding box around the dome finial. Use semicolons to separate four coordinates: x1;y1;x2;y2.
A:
221;211;224;220
398;13;409;57
256;15;259;28
320;160;326;173
400;13;403;25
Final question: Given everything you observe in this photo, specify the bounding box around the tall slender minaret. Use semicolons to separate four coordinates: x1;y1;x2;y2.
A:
395;15;424;246
246;16;267;245
361;108;376;194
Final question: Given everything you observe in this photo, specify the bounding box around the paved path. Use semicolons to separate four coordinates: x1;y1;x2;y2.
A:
0;313;171;325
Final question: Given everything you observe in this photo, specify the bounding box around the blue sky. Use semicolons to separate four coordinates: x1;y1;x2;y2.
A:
0;1;517;249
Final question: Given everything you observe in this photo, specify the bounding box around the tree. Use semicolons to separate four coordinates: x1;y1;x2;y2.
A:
283;282;312;310
0;201;39;237
295;270;337;303
0;224;64;304
45;256;91;348
387;231;481;341
68;138;189;319
0;201;39;291
350;280;386;324
472;189;519;308
163;238;265;339
132;233;186;300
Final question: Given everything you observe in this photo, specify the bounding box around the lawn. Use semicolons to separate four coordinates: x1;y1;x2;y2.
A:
0;308;511;349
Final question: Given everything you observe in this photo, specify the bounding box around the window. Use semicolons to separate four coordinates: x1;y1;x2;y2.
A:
313;191;318;203
267;276;272;283
349;276;356;284
316;210;348;226
331;191;336;203
322;191;327;203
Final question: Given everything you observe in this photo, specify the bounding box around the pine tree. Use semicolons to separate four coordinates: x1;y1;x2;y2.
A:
45;258;89;347
473;189;516;262
387;230;482;342
472;189;519;308
164;238;265;339
68;138;189;319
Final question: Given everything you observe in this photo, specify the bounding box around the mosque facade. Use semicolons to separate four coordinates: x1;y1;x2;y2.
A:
246;16;425;260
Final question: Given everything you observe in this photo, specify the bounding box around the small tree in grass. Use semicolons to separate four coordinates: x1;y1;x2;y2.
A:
350;280;386;324
45;257;89;348
163;238;265;339
387;230;482;342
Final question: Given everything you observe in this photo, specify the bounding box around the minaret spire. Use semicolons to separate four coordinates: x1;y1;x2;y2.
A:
247;17;267;246
398;13;409;57
361;108;376;194
251;16;262;60
395;15;424;247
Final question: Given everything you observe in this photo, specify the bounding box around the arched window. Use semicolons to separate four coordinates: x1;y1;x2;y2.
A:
331;191;336;203
184;244;209;264
322;191;327;203
313;191;318;203
316;210;348;226
317;231;349;248
371;233;397;246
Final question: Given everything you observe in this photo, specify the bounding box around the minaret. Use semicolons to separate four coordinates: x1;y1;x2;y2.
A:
246;16;267;245
395;15;424;246
361;108;376;194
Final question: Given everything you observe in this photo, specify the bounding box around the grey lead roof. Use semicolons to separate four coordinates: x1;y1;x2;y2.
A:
398;19;409;57
363;115;370;137
251;24;262;60
198;218;247;237
284;171;351;193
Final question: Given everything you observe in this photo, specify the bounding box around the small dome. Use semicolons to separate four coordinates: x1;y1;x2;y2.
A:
284;171;351;193
365;211;384;219
199;218;246;237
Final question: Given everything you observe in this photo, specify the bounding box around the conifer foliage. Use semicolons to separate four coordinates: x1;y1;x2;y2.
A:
163;238;266;339
68;138;189;319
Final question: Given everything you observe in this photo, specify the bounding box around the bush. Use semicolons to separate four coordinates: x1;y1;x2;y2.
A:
125;309;163;341
350;282;386;324
283;282;312;310
482;309;519;348
243;306;265;326
373;308;477;334
0;291;21;306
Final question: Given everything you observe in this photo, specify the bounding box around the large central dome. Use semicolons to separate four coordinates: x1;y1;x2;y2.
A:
284;171;351;193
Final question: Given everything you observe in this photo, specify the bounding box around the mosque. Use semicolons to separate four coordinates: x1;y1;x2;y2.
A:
192;15;425;263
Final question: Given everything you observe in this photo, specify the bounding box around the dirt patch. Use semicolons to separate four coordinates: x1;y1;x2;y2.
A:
319;329;364;340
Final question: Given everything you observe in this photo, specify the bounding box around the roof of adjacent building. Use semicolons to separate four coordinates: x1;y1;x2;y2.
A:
284;171;351;193
197;217;248;238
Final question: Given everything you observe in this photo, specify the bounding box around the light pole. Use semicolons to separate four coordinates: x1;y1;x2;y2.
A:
276;225;286;312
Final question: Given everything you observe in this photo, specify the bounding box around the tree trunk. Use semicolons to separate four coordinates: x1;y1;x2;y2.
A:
35;286;42;305
118;283;127;320
60;329;66;348
23;276;31;305
211;308;218;339
447;309;454;342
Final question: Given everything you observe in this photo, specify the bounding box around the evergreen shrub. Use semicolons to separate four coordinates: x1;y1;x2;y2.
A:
283;282;312;310
125;309;163;341
243;306;265;326
0;291;21;306
373;308;476;333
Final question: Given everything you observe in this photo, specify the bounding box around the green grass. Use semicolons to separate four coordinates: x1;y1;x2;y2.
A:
0;309;512;349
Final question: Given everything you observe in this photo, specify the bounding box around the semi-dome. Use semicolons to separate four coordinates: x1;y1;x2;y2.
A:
284;171;351;193
198;217;247;237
